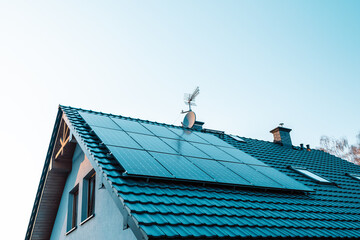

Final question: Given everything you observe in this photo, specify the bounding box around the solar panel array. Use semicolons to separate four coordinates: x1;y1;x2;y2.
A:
79;111;311;191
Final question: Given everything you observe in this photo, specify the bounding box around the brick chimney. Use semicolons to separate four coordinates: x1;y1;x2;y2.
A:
270;126;292;146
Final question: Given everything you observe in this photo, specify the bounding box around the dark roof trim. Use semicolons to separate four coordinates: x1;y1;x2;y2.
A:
202;128;225;134
64;105;194;133
61;106;148;240
25;107;63;240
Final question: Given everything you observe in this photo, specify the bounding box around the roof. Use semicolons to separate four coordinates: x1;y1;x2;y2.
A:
27;105;360;239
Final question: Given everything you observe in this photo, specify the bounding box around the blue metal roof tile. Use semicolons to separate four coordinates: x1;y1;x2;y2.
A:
157;225;180;237
149;213;169;225
210;226;230;237
140;225;164;237
170;225;196;237
59;106;360;239
187;225;211;237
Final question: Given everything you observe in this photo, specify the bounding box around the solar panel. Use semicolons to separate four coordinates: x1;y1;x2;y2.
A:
79;111;312;192
191;143;241;162
128;133;178;154
160;138;211;159
169;128;210;144
111;118;153;135
141;123;180;139
150;152;214;182
79;112;120;129
219;147;267;166
91;126;142;149
187;157;250;185
255;165;312;191
221;162;283;189
194;132;234;147
108;146;172;178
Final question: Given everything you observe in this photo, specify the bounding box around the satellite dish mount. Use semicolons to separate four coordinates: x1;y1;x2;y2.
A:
181;87;199;128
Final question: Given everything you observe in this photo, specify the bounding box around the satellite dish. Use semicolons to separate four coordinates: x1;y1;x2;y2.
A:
182;111;196;128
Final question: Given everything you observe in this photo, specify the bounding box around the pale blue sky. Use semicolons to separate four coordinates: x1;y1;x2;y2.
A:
0;1;359;238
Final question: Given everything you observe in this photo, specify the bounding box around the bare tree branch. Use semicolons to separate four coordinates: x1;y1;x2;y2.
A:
319;133;360;165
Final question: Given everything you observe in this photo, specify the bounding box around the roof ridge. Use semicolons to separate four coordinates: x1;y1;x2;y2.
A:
60;105;193;132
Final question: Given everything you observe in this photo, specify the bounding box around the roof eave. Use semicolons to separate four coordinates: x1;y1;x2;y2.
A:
25;107;63;240
60;106;149;240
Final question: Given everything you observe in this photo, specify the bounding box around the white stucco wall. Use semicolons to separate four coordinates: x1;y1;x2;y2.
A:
50;144;137;240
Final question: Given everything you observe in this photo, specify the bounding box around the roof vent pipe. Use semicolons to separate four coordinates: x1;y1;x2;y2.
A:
270;125;292;147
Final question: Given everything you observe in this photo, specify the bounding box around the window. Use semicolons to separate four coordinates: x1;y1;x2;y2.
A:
67;185;79;232
81;170;96;223
229;135;246;142
346;173;360;181
291;166;330;183
354;175;360;180
87;172;96;216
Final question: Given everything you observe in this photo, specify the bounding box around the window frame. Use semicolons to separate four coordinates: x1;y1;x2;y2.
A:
87;172;96;217
290;166;332;184
346;173;360;181
66;185;79;234
81;170;96;224
229;135;246;143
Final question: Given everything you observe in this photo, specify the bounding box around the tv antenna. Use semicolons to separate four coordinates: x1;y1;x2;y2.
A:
182;86;199;113
181;86;199;128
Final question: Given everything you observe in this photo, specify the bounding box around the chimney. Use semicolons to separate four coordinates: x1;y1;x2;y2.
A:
270;126;292;146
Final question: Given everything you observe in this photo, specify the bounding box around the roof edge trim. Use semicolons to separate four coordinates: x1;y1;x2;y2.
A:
61;106;149;240
25;107;63;240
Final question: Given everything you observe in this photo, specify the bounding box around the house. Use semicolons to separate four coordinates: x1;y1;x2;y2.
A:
26;105;360;240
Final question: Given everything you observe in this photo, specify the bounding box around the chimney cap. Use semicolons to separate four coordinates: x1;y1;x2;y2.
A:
194;121;204;126
193;121;205;131
270;125;293;147
270;126;292;134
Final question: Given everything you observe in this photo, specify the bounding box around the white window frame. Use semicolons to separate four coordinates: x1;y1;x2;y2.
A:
291;166;332;184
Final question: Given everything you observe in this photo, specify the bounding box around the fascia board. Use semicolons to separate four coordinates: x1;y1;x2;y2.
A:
62;110;149;240
25;108;64;240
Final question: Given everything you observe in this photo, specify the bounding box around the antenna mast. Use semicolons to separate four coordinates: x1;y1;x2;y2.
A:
182;86;200;113
181;87;199;128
